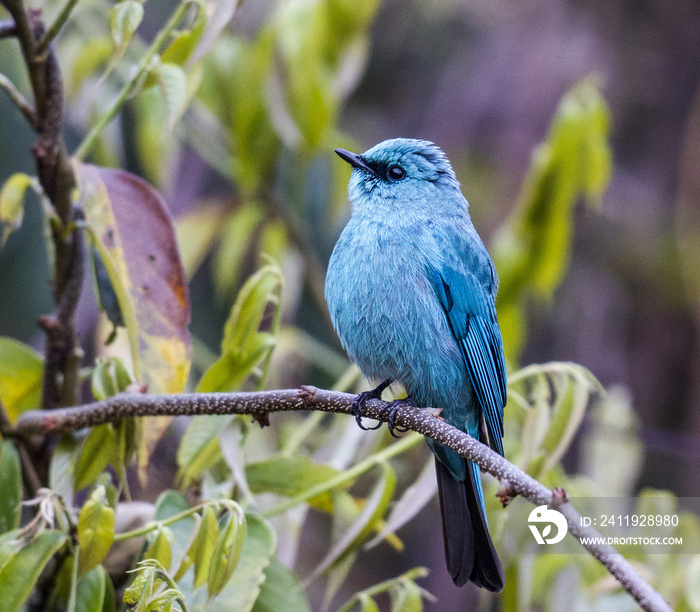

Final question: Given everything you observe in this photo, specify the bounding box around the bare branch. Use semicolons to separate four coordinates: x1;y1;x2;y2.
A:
0;72;37;127
0;0;83;411
11;386;673;612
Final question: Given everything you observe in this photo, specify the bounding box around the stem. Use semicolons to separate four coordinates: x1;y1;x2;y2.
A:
337;567;431;612
114;499;243;542
155;571;191;612
113;504;205;542
36;0;81;55
0;72;37;127
74;0;195;160
65;547;80;612
264;433;423;518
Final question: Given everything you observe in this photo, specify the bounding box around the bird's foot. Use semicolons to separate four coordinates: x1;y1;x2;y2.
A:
351;380;392;430
385;397;414;438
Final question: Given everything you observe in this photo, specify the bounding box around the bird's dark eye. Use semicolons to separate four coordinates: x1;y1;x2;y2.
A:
387;165;406;181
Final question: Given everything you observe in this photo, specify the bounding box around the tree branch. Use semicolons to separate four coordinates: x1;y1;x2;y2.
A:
10;386;672;612
0;72;37;127
0;0;84;412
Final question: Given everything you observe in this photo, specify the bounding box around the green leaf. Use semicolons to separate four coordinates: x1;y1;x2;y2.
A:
144;527;173;572
0;442;22;533
75;425;118;491
199;33;279;193
357;594;380;612
222;264;282;361
0;530;24;574
390;580;423;612
132;88;171;186
176;414;235;486
366;459;436;549
49;435;81;501
173;513;201;582
0;337;43;421
107;0;144;74
246;454;342;512
110;0;144;47
273;1;335;148
206;514;276;612
196;344;272;394
198;263;283;393
161;3;206;66
154;490;196;568
193;505;220;589
123;563;156;606
208;511;247;597
76;565;116;612
511;363;601;478
75;161;192;485
0;530;67;612
154;490;190;521
492;79;612;363
536;371;592;476
0;173;33;246
91;357;135;401
312;461;397;578
91;359;118;402
158;63;188;128
251;557;311;612
78;486;115;575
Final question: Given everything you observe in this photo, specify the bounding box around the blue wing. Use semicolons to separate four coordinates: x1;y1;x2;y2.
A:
429;264;506;456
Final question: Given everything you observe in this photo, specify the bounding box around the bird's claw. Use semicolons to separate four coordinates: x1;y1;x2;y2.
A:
351;389;385;430
385;397;413;438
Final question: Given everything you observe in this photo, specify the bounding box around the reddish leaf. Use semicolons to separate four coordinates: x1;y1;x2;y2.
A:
76;161;192;483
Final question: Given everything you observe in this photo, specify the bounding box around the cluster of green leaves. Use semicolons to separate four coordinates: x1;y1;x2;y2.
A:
492;79;613;364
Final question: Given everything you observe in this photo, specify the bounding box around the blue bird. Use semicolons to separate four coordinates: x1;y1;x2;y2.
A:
325;138;506;591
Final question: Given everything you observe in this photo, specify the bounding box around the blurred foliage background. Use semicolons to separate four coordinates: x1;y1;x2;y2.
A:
1;0;700;610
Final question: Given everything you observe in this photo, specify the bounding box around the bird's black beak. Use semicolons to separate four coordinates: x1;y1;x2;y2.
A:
335;148;377;177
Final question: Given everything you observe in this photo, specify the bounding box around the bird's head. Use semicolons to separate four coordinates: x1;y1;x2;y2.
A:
335;138;464;218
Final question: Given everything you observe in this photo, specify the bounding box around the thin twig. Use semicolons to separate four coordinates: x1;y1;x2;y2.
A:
10;386;674;612
0;18;16;38
35;0;80;55
74;0;197;160
0;72;37;127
